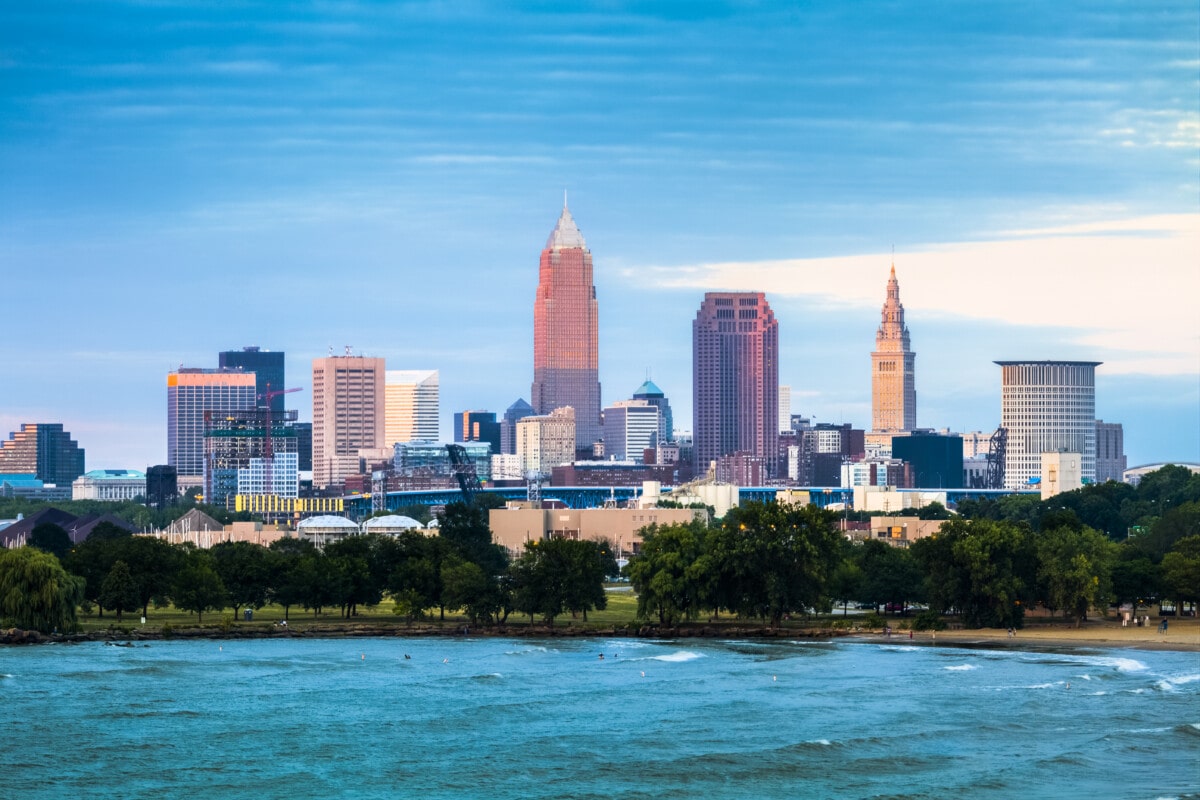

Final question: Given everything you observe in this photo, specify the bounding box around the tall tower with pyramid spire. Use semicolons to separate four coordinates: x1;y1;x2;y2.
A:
871;265;916;435
532;198;601;452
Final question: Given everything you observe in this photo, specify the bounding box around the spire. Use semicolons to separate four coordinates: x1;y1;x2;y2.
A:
878;263;908;340
545;199;587;250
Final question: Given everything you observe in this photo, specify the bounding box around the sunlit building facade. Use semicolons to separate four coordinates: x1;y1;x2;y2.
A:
997;360;1099;490
692;292;779;475
532;201;601;451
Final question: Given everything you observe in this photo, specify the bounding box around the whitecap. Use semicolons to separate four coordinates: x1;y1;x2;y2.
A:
1079;674;1092;681
885;645;920;652
1090;691;1107;696
943;664;977;671
810;739;832;746
648;651;702;663
1025;683;1055;689
1160;673;1200;688
1091;656;1148;673
503;646;549;656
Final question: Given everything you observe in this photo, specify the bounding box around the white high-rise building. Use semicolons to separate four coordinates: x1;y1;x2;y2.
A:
997;360;1099;490
386;370;440;445
779;385;792;434
602;400;660;463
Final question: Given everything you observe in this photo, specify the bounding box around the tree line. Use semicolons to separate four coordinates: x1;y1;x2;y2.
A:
628;501;1200;628
3;466;1198;634
0;502;617;633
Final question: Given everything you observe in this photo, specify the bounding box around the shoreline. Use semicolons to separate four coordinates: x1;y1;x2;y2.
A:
6;619;1198;652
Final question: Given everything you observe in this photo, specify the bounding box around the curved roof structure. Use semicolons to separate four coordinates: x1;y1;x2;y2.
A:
297;515;358;530
362;514;423;531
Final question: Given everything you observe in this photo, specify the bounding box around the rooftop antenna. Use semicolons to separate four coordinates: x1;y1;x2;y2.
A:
563;188;568;209
327;345;334;357
344;345;353;356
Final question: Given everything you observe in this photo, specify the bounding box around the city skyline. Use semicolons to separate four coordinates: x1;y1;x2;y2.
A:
1;2;1196;469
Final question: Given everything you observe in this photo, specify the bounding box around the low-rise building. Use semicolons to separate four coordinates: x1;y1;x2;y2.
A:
488;505;707;557
72;469;147;501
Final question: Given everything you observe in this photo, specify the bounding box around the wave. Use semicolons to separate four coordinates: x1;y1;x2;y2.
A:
943;664;977;671
1090;656;1148;673
1155;674;1200;692
470;673;503;681
882;645;920;652
641;651;702;663
504;646;549;656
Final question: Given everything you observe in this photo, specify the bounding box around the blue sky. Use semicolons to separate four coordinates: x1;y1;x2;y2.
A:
1;1;1197;470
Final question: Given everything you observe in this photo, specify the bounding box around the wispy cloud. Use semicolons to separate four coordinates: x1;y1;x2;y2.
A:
630;214;1200;376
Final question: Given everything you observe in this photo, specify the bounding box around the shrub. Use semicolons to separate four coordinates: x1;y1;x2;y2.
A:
862;613;884;630
912;609;948;631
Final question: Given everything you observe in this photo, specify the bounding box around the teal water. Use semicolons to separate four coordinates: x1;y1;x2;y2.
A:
1;637;1197;799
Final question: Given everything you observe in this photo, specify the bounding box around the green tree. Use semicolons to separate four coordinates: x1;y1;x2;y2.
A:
109;535;182;618
708;502;842;624
29;523;72;561
440;556;492;623
625;521;708;624
0;547;85;633
913;518;1035;628
86;521;132;543
856;539;924;614
827;552;864;616
916;502;952;520
438;501;508;576
210;541;272;620
1110;548;1162;611
1161;535;1200;608
172;550;227;624
508;538;605;625
1035;525;1116;626
99;560;140;622
268;537;317;620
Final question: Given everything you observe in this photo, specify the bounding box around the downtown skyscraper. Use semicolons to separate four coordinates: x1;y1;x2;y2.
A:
693;292;779;475
871;265;916;435
531;200;601;451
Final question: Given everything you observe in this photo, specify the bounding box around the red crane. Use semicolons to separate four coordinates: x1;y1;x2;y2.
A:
260;384;302;496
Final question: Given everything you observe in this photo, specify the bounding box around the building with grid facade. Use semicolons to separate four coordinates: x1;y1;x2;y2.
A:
997;360;1100;490
167;369;257;482
532;201;601;451
516;406;576;476
0;423;85;485
601;401;660;463
693;292;779;476
312;355;386;488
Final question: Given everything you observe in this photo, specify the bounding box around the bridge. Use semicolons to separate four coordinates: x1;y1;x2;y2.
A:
341;486;1032;519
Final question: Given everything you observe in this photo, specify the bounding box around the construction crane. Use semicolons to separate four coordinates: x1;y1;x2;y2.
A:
260;384;302;495
445;444;483;504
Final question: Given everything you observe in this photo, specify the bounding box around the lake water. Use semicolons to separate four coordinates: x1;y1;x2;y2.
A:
2;636;1197;799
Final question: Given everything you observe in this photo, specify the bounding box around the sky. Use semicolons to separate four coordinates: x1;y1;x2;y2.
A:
1;1;1197;470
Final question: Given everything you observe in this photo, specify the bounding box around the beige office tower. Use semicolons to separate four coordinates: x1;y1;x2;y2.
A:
870;266;916;441
312;355;385;488
516;406;576;475
385;369;440;445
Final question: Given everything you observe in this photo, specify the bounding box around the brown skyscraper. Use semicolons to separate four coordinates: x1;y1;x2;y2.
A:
693;292;779;475
312;354;385;488
871;265;916;434
531;200;601;450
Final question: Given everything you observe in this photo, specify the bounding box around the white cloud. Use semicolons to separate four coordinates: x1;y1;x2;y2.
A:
632;214;1200;376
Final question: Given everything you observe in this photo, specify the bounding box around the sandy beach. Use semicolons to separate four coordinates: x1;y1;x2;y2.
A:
862;617;1200;652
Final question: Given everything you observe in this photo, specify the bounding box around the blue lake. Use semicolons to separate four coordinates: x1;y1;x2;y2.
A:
2;637;1197;799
